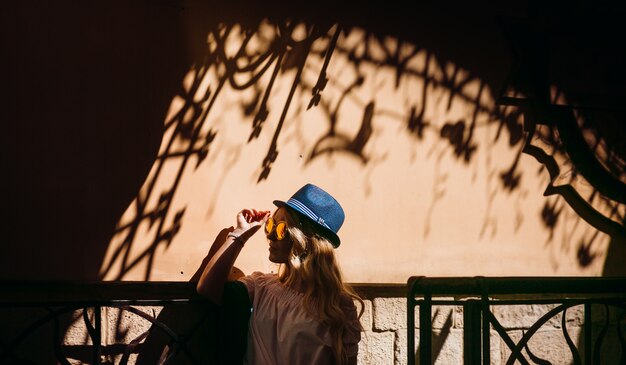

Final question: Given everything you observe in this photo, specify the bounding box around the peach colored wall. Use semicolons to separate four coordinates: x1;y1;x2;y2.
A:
98;22;611;283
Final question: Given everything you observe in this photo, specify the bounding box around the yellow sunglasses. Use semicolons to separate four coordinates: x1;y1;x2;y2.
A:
265;217;288;240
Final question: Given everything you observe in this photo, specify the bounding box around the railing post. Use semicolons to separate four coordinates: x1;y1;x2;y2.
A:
408;290;415;365
463;300;481;365
94;306;101;365
419;293;432;365
408;276;423;365
481;304;490;365
478;278;490;365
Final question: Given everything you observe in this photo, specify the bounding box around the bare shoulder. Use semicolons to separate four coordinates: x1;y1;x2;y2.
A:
227;266;245;281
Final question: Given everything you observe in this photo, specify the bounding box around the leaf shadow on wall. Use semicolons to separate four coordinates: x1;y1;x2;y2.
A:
98;3;626;284
100;18;528;282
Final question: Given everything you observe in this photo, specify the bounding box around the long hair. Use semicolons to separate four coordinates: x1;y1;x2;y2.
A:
277;208;364;365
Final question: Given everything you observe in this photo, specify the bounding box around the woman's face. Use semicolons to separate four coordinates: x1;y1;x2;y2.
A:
267;207;294;263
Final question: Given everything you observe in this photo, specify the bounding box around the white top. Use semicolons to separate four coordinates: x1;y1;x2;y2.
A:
238;272;361;365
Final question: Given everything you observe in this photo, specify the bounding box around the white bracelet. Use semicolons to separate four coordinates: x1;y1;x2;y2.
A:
227;232;245;246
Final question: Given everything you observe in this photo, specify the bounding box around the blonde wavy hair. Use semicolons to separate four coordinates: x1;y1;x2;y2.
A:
277;207;364;365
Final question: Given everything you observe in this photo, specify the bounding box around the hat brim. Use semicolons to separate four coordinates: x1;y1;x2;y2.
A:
273;200;341;248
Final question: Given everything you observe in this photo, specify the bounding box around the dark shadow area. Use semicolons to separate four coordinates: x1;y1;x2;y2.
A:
0;0;196;280
0;307;75;364
495;2;626;271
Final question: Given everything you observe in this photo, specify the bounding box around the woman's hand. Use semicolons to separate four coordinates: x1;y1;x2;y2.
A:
196;208;270;302
233;209;270;243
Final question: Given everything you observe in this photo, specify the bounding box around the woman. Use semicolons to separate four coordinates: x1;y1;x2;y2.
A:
197;184;363;365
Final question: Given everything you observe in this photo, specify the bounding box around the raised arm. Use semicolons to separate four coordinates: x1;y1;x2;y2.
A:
196;209;269;305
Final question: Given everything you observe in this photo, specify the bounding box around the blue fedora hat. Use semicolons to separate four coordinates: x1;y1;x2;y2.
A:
273;184;345;247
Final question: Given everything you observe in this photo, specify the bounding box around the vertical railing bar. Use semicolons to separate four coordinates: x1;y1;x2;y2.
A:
420;292;432;365
408;292;416;365
482;302;490;365
464;300;481;365
464;301;471;364
478;278;490;365
94;306;101;365
584;302;591;365
407;276;423;365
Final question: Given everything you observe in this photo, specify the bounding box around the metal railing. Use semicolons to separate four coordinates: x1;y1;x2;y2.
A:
0;281;404;364
0;281;211;364
407;277;626;365
3;278;625;364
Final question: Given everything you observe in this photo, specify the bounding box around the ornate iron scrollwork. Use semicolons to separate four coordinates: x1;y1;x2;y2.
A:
497;16;626;241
